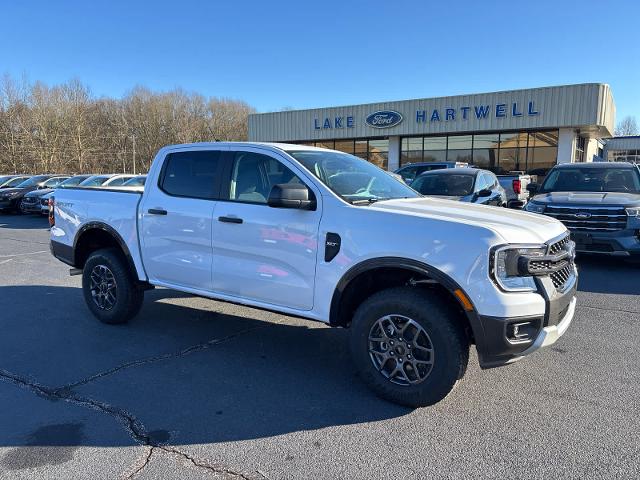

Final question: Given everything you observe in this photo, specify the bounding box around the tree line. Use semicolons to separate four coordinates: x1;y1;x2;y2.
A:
0;75;255;175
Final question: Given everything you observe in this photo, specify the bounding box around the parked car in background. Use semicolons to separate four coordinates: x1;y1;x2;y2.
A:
525;162;640;258
78;174;116;187
39;175;93;214
0;175;30;189
112;175;147;192
20;176;70;213
77;174;136;188
410;168;507;206
0;175;56;213
121;175;147;187
497;171;534;209
395;162;469;185
102;174;136;187
50;142;576;407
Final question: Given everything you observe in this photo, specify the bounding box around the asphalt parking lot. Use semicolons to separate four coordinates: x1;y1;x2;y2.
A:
1;214;639;480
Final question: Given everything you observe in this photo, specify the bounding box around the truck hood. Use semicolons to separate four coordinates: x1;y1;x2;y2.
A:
531;191;640;207
370;197;566;244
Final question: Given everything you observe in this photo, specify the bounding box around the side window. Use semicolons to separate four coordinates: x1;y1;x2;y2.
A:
160;150;222;199
476;174;489;191
108;177;127;186
484;173;497;188
228;151;303;204
399;166;418;183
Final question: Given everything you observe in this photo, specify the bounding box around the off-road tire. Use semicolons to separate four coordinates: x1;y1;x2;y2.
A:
82;248;144;324
349;286;469;407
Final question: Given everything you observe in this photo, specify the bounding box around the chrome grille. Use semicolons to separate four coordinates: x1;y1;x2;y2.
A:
544;205;627;232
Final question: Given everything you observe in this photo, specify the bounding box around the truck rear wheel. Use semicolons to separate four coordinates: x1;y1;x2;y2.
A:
82;248;144;324
349;287;469;407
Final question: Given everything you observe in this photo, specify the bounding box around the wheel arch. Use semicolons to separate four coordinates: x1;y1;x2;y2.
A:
329;257;484;344
73;222;139;280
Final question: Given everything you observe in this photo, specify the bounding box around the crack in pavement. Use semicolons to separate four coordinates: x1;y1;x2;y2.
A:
55;324;266;393
0;369;256;480
124;446;154;480
159;446;254;480
0;320;283;479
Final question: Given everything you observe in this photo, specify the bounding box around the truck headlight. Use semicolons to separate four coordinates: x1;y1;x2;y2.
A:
524;202;545;214
491;245;546;292
626;207;640;217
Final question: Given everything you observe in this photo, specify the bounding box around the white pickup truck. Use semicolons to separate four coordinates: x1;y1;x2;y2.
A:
49;142;577;406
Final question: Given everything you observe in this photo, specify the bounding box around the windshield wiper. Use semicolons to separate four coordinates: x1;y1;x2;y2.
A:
349;197;400;205
350;197;385;205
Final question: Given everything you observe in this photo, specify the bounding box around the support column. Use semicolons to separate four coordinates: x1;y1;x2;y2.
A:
584;138;599;162
388;136;400;171
557;128;576;164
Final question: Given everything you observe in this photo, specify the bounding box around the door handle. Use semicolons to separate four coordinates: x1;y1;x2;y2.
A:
148;208;167;215
218;216;243;224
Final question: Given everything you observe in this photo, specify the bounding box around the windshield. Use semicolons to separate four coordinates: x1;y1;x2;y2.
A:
287;150;419;203
43;177;69;187
59;176;90;188
16;176;50;188
411;173;475;196
540;167;640;193
2;177;27;187
79;176;111;187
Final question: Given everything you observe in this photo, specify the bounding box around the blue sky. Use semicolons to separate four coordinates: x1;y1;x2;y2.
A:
1;0;639;121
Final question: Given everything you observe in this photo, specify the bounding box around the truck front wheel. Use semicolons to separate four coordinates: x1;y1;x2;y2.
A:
82;248;144;324
349;287;469;407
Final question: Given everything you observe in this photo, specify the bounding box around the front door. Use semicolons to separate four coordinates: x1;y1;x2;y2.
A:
140;149;223;291
211;148;321;310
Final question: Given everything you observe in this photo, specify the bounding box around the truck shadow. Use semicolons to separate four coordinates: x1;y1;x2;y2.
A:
0;285;412;450
576;255;640;296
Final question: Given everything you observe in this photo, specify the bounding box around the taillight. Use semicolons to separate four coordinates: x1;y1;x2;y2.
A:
512;179;521;195
48;196;55;227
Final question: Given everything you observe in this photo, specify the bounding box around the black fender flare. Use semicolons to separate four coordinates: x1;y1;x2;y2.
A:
73;221;139;279
329;257;485;343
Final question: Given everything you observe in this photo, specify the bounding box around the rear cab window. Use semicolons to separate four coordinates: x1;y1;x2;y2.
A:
160;150;223;199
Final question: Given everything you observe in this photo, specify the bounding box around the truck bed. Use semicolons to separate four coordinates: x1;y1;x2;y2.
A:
51;187;147;281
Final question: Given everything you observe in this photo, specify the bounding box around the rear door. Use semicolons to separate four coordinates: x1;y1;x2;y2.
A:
211;147;321;310
140;149;223;291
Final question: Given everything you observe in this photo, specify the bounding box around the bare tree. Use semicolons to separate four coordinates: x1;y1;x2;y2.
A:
614;116;639;136
0;74;256;174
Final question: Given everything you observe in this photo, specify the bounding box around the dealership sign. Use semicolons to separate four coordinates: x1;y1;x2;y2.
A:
313;101;540;130
365;110;403;128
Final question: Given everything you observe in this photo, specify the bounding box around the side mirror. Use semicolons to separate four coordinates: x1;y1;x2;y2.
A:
526;183;539;195
477;188;492;197
267;184;316;210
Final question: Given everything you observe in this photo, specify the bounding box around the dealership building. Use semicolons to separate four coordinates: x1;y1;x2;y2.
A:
248;83;615;176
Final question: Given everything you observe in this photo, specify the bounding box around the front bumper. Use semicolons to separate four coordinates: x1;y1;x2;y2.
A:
20;201;42;213
475;267;577;368
570;229;640;256
517;296;576;356
0;198;18;210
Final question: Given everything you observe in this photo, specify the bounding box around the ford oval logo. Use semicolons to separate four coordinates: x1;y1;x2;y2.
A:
574;212;592;219
365;110;403;129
